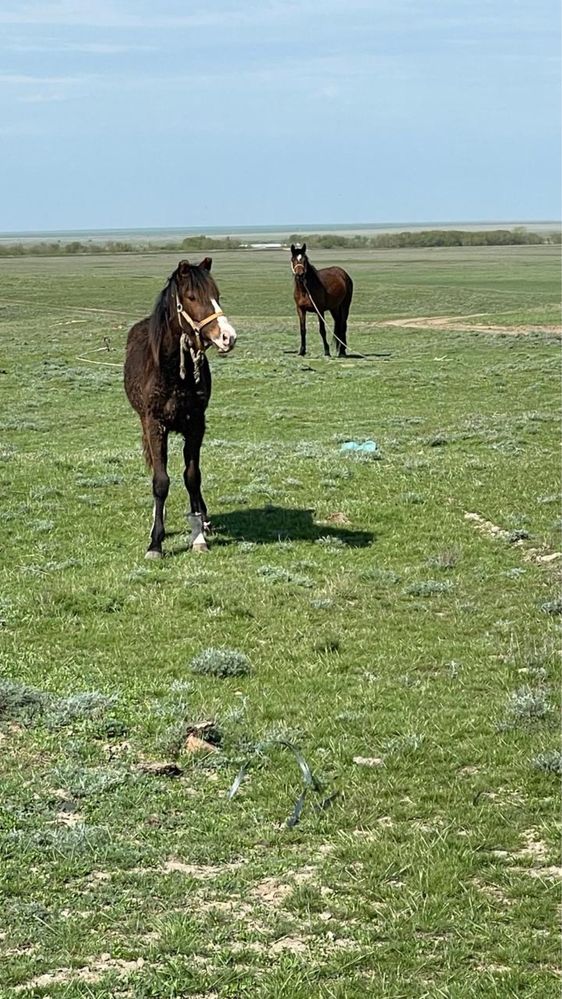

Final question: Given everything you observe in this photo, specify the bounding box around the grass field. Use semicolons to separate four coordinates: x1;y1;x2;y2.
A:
0;244;560;998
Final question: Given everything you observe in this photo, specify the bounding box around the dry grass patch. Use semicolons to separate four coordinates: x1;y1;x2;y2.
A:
250;866;316;907
473;879;514;906
14;956;146;992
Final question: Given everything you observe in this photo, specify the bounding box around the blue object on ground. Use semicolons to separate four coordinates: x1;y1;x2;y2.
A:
340;440;379;453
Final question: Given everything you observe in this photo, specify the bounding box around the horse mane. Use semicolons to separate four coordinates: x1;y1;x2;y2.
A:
148;263;219;367
303;253;321;285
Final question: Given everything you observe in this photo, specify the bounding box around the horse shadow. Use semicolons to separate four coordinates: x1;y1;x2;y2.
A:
211;505;374;547
282;349;392;359
344;351;392;359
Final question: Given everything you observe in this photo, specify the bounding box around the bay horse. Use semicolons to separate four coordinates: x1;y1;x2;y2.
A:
290;243;353;357
124;258;236;558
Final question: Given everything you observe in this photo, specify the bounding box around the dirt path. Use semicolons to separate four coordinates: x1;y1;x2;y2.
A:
0;297;133;318
2;296;560;336
372;312;561;336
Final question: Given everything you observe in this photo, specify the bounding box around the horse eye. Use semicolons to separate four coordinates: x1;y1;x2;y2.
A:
187;294;196;302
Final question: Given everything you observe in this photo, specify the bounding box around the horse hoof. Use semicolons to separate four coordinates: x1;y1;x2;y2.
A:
189;513;208;551
145;549;163;560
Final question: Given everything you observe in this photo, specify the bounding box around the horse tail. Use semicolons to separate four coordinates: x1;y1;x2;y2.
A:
333;272;353;354
343;272;353;312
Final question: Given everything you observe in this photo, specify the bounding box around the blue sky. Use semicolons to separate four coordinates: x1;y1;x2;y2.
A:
1;0;560;231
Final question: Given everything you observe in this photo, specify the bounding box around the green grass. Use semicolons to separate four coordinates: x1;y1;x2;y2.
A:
0;245;560;997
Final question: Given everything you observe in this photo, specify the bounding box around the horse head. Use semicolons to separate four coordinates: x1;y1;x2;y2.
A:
172;258;237;355
290;243;308;278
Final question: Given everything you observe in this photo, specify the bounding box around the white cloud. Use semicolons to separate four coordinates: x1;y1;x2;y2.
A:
18;91;74;102
0;1;277;28
7;41;156;53
0;0;395;29
0;71;101;103
0;72;87;84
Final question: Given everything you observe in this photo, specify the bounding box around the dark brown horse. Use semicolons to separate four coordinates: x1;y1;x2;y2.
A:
290;243;353;357
124;258;236;558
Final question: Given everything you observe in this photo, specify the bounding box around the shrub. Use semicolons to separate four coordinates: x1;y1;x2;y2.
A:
405;580;454;597
540;599;562;615
505;686;552;723
189;648;251;678
532;750;562;775
0;679;46;721
47;691;116;727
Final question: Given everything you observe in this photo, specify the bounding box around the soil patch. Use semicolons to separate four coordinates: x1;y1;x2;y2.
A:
376;312;561;336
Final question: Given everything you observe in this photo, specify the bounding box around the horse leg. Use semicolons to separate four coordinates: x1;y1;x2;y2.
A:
297;307;307;356
318;312;330;357
333;307;348;357
145;420;169;559
183;419;209;552
336;280;353;357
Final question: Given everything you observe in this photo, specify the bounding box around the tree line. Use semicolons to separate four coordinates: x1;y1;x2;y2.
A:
0;227;559;257
288;227;561;248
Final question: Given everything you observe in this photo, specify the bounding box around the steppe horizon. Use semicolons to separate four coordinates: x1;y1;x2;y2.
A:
0;219;560;244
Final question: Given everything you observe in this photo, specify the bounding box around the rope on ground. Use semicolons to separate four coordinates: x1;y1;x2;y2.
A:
75;336;123;368
228;738;338;828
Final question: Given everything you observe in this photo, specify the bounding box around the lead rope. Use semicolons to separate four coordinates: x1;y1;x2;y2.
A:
179;331;189;380
191;344;203;383
302;277;369;360
179;332;204;384
176;297;205;384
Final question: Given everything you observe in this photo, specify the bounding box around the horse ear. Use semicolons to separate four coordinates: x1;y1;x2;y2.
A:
290;244;296;255
199;257;212;271
178;259;190;274
302;243;307;254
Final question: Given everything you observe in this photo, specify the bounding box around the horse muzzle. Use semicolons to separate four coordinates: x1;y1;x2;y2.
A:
217;330;236;353
212;325;236;354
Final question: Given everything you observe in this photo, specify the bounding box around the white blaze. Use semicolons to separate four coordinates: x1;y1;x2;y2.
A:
211;298;236;349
